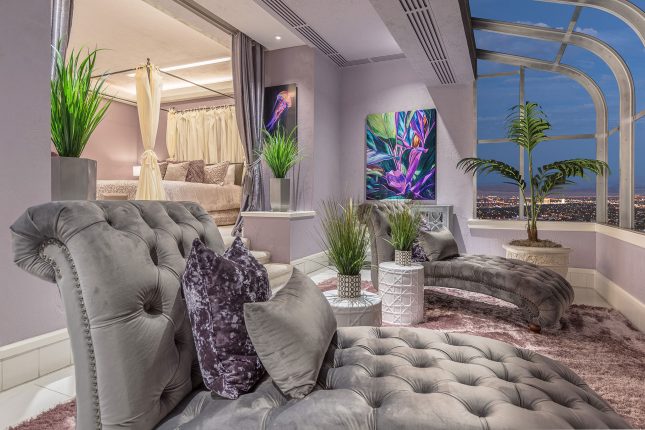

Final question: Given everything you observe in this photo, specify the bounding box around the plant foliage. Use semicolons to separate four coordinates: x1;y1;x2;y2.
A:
320;199;369;276
457;102;609;242
51;47;111;157
261;126;300;178
387;205;422;251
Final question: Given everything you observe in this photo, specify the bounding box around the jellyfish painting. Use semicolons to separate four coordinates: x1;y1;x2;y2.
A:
366;109;437;200
263;84;297;136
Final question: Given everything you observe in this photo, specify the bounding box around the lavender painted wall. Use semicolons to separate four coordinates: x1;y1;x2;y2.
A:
596;233;645;302
0;1;66;346
83;101;142;180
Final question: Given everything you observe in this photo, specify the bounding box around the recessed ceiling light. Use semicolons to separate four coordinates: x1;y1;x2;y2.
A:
275;35;282;40
126;57;231;77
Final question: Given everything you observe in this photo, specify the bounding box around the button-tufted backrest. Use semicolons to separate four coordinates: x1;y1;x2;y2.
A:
11;201;226;430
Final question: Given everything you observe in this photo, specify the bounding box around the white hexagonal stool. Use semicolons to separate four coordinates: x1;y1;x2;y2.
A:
378;262;425;326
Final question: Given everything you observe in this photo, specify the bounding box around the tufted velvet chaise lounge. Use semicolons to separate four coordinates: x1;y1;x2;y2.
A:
359;201;574;332
11;201;627;429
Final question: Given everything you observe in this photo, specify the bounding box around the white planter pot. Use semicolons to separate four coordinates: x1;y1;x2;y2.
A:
503;244;571;278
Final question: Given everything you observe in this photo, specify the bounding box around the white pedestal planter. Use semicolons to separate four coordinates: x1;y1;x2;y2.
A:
378;262;425;326
503;244;571;278
323;290;382;327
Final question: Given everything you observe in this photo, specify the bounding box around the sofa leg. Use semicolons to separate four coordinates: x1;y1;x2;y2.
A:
528;323;542;333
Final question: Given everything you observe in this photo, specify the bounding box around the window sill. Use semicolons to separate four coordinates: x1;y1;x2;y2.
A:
468;219;645;248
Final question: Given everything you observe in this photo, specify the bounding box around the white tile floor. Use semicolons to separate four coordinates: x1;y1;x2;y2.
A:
0;268;610;429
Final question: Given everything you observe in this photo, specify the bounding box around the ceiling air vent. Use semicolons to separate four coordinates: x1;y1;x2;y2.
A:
259;0;348;67
399;0;455;84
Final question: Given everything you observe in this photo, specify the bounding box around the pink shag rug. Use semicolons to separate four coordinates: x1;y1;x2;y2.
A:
9;400;75;430
318;278;645;428
13;279;645;429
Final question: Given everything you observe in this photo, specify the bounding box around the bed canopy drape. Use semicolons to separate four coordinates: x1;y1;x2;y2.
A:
166;106;245;164
135;62;166;200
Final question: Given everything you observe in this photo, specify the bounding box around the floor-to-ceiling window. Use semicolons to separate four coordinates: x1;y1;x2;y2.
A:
470;0;644;230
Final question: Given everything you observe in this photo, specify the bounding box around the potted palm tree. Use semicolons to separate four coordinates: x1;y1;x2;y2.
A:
321;199;369;298
457;102;608;277
387;205;422;266
260;126;300;211
51;47;111;200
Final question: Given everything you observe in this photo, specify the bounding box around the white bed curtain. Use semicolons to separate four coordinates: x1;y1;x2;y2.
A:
166;106;245;164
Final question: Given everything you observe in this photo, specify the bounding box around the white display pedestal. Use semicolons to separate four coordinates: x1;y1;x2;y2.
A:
378;262;425;326
323;290;382;327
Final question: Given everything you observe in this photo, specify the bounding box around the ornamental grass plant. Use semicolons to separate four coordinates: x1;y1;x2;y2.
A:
387;205;422;251
261;126;300;178
320;199;369;276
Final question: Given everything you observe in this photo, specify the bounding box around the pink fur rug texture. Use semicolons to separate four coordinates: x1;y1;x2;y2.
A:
12;279;644;429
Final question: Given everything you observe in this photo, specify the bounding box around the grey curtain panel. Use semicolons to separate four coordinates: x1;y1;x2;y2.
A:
51;0;74;80
232;32;266;235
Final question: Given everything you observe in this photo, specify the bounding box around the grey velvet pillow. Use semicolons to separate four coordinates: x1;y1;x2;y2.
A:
417;228;460;261
181;237;271;399
244;269;337;399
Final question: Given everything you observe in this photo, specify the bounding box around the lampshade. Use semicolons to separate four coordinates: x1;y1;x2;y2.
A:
132;165;141;177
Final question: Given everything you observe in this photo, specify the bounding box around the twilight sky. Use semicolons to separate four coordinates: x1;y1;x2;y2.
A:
469;0;644;194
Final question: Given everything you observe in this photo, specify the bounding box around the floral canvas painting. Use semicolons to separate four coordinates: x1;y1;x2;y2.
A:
366;109;437;200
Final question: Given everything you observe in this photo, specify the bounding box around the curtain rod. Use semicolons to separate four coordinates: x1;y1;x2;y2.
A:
168;104;234;113
91;65;235;99
100;92;170;112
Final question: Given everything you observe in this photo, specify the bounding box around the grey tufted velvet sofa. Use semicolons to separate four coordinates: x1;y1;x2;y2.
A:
359;201;574;332
11;201;627;429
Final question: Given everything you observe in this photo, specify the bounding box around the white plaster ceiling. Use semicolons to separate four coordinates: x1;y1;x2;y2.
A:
277;0;402;61
68;0;234;103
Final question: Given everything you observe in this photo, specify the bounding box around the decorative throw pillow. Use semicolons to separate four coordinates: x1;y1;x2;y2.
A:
417;228;460;261
244;269;337;399
181;237;270;399
164;161;189;181
204;161;230;185
158;161;168;179
185;160;206;183
412;218;432;263
223;164;237;185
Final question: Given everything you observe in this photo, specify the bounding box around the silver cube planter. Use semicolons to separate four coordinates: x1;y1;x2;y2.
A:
270;178;290;212
51;157;97;201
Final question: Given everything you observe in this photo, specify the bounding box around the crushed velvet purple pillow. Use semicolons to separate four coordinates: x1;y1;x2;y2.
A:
181;236;271;399
412;218;431;263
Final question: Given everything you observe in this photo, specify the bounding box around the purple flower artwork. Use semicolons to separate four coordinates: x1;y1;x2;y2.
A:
366;109;437;200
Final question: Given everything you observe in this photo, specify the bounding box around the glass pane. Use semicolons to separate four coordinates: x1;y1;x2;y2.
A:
560;46;620;130
477;59;518;75
523;69;596;136
575;7;644;113
469;0;576;30
636;118;645;231
476;142;520;219
474;30;562;62
477;73;518;140
607;133;619;226
528;139;597;222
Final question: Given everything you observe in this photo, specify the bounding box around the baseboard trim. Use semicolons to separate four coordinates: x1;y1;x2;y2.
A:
291;251;329;275
0;328;72;391
567;267;644;332
594;271;645;332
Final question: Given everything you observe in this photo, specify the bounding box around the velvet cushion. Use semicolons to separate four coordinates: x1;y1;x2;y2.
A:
418;227;460;261
244;269;337;399
181;237;270;399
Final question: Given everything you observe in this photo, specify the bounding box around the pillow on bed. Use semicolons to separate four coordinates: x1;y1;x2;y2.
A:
181;237;270;399
164;161;189;181
185;160;205;183
223;164;237;185
244;269;337;399
158;161;168;178
204;161;230;185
